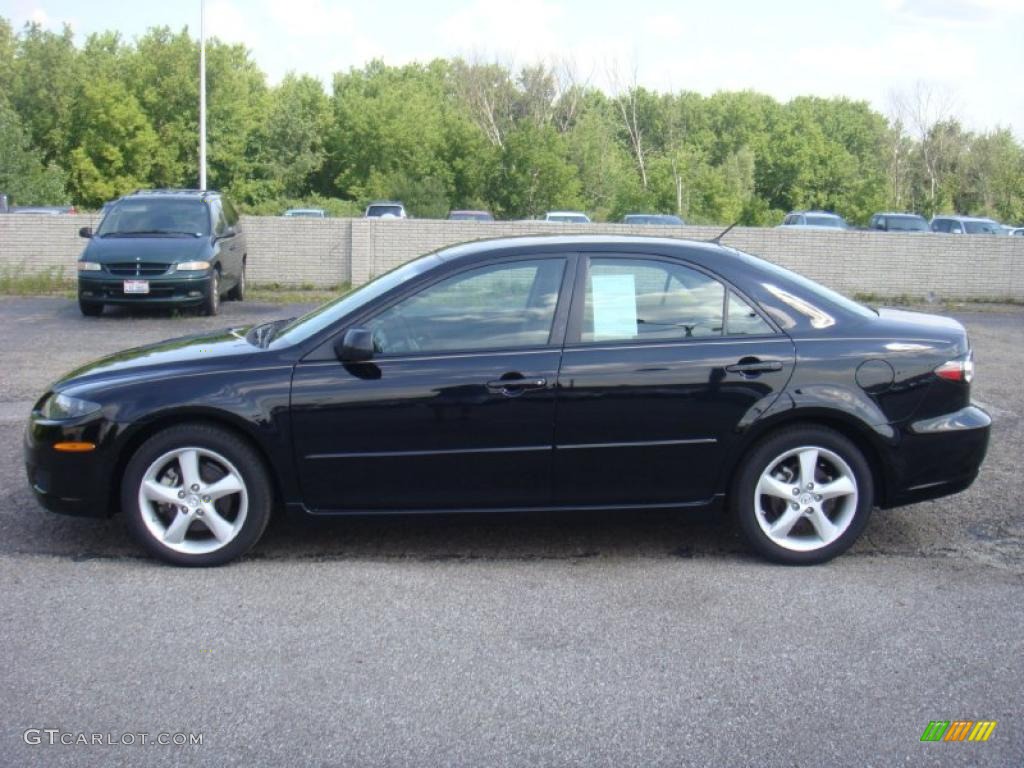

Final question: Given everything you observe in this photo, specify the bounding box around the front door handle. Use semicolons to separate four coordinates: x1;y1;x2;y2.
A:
486;377;547;396
725;359;784;374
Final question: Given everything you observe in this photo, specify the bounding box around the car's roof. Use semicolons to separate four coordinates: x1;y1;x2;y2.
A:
931;214;997;222
449;210;491;214
546;211;588;216
433;234;728;264
789;210;842;216
127;189;219;199
367;200;404;206
874;212;925;217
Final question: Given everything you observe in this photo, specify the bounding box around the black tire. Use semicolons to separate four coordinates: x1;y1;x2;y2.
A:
202;269;220;316
731;425;874;565
79;299;103;317
121;423;272;566
227;261;246;301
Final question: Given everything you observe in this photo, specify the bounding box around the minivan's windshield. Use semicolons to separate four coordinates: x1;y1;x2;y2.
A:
886;215;928;231
269;253;443;348
97;199;210;237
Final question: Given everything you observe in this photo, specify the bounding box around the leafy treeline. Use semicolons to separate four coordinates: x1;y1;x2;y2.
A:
1;19;1022;224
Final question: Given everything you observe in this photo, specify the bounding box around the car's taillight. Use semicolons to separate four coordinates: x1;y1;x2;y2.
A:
934;353;974;383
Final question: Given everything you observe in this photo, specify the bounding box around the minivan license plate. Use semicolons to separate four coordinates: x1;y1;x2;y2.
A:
124;280;150;294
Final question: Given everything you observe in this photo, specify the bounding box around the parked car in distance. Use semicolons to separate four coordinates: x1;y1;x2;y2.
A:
11;205;77;215
868;213;929;232
26;234;990;567
778;211;849;230
545;211;591;223
283;208;326;218
447;210;495;221
623;214;685;225
364;201;407;219
76;189;246;318
1010;227;1024;237
930;215;1003;235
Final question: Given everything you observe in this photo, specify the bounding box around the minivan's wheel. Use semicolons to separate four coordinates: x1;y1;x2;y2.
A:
121;424;272;566
79;299;103;317
202;270;220;316
227;261;245;301
731;426;873;564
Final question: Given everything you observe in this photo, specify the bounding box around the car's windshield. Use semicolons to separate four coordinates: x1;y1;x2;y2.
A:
367;205;403;217
97;199;210;236
269;254;443;348
805;215;845;228
964;220;1001;234
887;216;928;231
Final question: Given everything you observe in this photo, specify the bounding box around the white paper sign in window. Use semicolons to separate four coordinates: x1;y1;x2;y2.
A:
592;274;638;340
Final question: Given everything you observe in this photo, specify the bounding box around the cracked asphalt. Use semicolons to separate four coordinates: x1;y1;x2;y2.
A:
0;296;1021;767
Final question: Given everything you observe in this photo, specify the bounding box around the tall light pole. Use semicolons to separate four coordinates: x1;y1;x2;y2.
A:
198;0;207;190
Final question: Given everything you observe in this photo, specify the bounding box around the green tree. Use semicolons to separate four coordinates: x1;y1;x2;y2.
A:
66;79;159;206
0;96;67;204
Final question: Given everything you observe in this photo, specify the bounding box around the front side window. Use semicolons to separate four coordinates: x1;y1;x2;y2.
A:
581;258;727;343
366;259;565;355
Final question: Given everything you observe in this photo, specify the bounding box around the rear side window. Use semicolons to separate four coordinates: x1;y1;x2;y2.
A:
581;258;727;342
726;291;773;335
221;198;239;227
932;219;950;233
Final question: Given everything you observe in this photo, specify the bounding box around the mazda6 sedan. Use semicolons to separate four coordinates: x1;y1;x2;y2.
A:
25;236;991;566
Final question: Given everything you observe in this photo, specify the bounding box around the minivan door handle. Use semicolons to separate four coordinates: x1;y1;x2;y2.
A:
486;376;547;396
725;359;784;375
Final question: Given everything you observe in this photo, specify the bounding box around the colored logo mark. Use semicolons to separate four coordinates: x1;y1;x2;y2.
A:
921;720;997;742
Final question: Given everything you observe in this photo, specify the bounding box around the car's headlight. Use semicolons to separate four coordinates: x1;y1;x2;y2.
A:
40;393;102;420
77;261;102;271
175;260;211;271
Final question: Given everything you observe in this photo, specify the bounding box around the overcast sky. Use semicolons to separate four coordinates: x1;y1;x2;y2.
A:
3;0;1022;135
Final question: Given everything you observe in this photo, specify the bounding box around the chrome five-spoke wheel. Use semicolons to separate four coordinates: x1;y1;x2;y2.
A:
138;446;248;555
732;426;873;564
754;446;858;551
123;423;271;566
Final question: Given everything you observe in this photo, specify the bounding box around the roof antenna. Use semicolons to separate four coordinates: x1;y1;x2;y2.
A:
708;219;740;244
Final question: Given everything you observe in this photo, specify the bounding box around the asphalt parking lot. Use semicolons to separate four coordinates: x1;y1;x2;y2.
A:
0;296;1021;767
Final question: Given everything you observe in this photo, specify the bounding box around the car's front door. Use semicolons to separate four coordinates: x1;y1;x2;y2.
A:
553;254;795;507
290;255;573;512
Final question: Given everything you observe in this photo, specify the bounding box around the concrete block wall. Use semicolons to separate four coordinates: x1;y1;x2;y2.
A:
2;214;1022;300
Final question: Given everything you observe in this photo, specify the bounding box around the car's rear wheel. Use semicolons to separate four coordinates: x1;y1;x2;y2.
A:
79;299;103;317
227;261;245;301
121;424;272;566
732;426;873;564
202;270;220;316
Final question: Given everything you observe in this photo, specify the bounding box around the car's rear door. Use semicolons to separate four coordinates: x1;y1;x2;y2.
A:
552;253;796;507
290;254;574;511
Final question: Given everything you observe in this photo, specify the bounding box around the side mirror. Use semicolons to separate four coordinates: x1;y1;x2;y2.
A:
335;328;375;363
78;226;93;238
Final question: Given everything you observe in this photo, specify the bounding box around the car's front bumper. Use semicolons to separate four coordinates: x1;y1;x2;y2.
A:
24;408;116;517
78;272;211;306
883;405;991;507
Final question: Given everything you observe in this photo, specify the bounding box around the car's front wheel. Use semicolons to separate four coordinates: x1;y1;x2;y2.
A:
79;299;103;317
121;423;272;566
202;270;220;316
731;425;873;564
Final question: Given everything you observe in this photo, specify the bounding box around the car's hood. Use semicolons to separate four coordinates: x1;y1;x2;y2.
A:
83;236;210;263
53;327;259;392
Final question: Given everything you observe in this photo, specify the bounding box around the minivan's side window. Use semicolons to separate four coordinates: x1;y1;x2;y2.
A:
581;258;725;342
366;259;565;355
210;200;228;236
222;198;239;227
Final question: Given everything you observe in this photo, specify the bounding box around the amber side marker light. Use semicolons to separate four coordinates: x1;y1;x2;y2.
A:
53;442;96;452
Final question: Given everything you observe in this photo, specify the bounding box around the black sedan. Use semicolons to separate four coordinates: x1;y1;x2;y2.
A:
25;236;990;566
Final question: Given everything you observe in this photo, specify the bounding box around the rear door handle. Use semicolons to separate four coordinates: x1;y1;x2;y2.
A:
486;377;547;395
725;360;784;374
